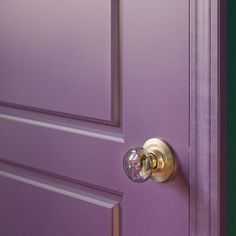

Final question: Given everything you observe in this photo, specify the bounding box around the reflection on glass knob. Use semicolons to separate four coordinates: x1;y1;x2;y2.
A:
123;138;174;183
123;148;155;183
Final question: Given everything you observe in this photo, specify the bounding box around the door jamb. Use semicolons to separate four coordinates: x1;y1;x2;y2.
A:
190;0;227;235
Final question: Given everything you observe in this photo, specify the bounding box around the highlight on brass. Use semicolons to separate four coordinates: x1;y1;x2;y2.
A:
123;138;174;183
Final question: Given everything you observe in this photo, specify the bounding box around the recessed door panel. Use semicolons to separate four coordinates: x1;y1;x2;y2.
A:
0;170;120;236
0;0;118;122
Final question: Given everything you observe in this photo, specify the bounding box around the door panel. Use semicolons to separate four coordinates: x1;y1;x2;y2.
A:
0;0;189;235
0;166;120;236
0;0;119;122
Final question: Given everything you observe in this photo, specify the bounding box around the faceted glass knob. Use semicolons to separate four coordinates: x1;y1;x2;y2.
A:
123;148;154;183
123;138;175;183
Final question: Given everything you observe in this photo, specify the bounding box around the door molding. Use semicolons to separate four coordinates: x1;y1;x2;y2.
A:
190;0;227;235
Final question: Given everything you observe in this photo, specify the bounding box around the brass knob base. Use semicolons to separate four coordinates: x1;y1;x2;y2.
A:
143;138;174;182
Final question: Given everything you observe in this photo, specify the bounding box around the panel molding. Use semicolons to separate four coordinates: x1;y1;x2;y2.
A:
0;161;121;236
0;100;120;127
189;0;226;235
0;158;124;198
0;170;118;208
0;113;124;143
110;0;121;126
0;0;121;127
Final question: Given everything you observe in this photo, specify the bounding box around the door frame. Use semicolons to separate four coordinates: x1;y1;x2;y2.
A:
190;0;227;235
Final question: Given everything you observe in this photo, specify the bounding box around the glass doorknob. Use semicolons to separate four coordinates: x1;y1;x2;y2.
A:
123;138;174;183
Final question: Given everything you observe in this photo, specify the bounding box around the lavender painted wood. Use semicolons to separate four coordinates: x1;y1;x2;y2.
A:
0;172;119;236
0;0;189;235
189;0;226;235
0;0;116;122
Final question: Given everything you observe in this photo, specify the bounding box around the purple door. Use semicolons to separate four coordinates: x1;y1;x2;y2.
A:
0;0;189;235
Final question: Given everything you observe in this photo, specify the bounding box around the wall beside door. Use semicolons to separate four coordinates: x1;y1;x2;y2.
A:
228;0;236;235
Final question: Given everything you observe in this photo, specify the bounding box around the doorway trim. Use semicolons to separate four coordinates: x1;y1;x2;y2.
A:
190;0;227;235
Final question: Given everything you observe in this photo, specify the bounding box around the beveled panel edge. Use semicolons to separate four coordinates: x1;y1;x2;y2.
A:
0;159;122;236
0;169;120;236
112;203;120;236
0;0;121;127
0;159;123;208
0;170;118;208
0;170;121;236
0;113;124;143
111;0;121;127
189;0;226;235
0;158;124;198
0;101;117;126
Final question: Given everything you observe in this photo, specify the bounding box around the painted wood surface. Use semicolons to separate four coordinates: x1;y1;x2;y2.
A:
0;0;116;122
190;0;227;235
0;168;120;236
0;0;189;235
